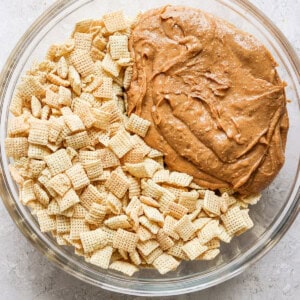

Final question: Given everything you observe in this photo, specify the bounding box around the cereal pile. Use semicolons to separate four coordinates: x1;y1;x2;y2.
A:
5;11;261;276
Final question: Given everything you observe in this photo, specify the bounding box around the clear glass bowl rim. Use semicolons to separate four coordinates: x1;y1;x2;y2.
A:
0;0;299;296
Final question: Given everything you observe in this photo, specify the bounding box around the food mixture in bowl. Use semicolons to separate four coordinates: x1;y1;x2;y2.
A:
4;5;288;276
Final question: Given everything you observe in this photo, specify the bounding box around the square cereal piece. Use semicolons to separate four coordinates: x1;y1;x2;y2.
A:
109;35;129;59
58;188;80;212
64;114;85;133
44;149;72;176
93;77;113;99
70;50;95;77
139;216;160;235
178;190;199;213
74;32;93;51
113;228;139;253
197;220;221;244
5;137;28;158
203;190;222;216
142;205;164;225
83;160;103;180
47;200;60;216
80;228;109;253
174;215;197;241
48;117;64;143
198;249;220;261
70;218;90;240
68;66;81;96
66;163;90;190
221;206;248;236
104;215;131;229
125;158;161;178
129;250;142;266
122;148;145;164
7;115;29;137
58;86;72;106
109;261;138;277
163;215;180;240
28;144;51;160
106;193;122;215
108;129;134;159
44;89;60;108
21;180;36;204
153;253;180;275
168;172;193;187
56;215;70;234
167;241;187;260
241;193;261;205
73;204;88;219
80;184;105;210
235;209;254;236
9;93;23;116
166;201;188;220
182;238;208;260
65;131;90;149
128;176;141;198
192;217;211;231
126;114;151;137
141;179;164;200
105;170;129;198
90;245;113;269
137;239;160;256
33;183;50;206
57;56;68;79
152;169;169;183
140;195;159;208
142;247;164;265
101;54;121;77
47;173;71;196
136;226;152;242
103;11;128;33
36;210;56;232
31;96;42;118
85;203;107;225
157;229;174;250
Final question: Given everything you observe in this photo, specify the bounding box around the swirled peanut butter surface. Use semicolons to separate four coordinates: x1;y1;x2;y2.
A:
127;5;288;195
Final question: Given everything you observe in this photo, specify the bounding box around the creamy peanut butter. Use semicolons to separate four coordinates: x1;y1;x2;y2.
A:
127;6;288;195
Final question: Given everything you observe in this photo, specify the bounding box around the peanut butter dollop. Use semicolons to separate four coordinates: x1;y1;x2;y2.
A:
127;5;289;195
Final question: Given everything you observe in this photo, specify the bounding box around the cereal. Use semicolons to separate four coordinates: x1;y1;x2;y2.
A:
66;163;90;190
36;210;56;232
104;215;131;229
103;11;128;33
113;228;139;253
109;261;138;276
44;149;72;176
80;228;109;253
5;10;260;278
174;215;196;241
5;137;28;158
126;113;151;137
105;170;129;198
102;54;121;77
90;246;113;269
80;184;105;209
153;253;179;275
70;218;90;240
182;238;207;260
109;35;129;59
58;188;80;212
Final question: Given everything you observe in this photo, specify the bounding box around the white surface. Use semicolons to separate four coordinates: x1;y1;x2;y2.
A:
0;0;299;299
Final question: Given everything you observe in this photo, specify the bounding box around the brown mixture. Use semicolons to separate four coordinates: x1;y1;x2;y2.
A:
127;5;289;195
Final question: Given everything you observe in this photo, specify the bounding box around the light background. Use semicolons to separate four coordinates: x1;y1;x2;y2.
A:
0;0;299;299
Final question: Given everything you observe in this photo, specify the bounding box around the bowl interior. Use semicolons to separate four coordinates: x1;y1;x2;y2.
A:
0;0;299;296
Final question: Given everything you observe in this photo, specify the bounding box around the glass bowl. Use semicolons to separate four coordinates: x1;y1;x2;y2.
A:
0;0;299;296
